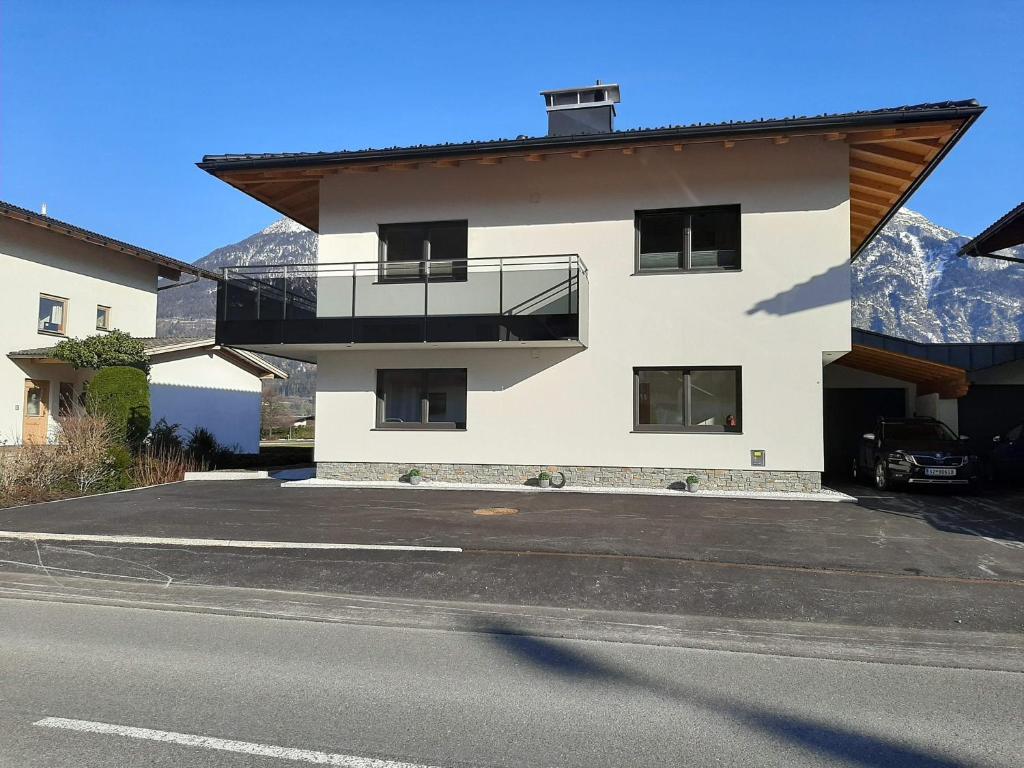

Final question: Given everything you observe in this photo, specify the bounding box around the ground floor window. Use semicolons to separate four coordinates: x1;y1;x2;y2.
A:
376;369;467;429
634;367;741;432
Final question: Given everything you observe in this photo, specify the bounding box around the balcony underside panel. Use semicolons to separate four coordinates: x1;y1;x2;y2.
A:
217;313;581;348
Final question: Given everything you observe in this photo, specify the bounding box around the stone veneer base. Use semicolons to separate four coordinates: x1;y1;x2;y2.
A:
316;462;821;493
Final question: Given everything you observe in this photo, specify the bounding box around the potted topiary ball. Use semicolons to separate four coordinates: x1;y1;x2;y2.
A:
685;474;700;492
538;471;551;489
407;468;422;485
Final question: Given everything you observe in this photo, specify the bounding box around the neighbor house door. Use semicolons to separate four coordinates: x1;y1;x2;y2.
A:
23;379;50;445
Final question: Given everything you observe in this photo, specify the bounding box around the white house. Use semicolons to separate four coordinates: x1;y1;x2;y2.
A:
0;202;285;452
199;86;983;490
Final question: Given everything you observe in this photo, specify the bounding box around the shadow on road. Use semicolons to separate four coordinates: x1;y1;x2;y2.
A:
479;621;970;768
829;481;1024;544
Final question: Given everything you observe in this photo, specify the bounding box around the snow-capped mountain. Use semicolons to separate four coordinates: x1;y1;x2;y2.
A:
157;206;1024;355
853;208;1024;342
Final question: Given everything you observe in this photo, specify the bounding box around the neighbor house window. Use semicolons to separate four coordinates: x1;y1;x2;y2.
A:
38;294;68;334
379;221;468;282
634;367;741;432
376;369;467;429
635;206;740;272
96;305;111;330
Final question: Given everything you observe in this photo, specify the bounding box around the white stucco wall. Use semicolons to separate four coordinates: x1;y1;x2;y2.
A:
148;349;264;453
313;138;851;473
0;218;159;443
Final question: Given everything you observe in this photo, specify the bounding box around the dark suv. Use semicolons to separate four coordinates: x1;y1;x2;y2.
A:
854;417;981;491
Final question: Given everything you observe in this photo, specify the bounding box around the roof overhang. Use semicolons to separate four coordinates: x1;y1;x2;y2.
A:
957;202;1024;262
835;344;970;398
0;201;220;282
8;340;288;380
197;101;984;257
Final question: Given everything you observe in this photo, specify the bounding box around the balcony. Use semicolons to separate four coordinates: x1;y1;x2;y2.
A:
215;254;588;356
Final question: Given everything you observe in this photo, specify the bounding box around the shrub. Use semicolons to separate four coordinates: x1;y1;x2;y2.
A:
685;475;700;485
538;471;551;481
407;468;421;477
149;418;183;454
131;446;204;486
186;426;226;465
86;366;151;451
53;330;150;374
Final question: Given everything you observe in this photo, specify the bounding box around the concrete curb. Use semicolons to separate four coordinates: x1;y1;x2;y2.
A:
281;478;857;503
183;471;270;481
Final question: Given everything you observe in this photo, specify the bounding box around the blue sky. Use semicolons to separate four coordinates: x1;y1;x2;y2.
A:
2;0;1021;262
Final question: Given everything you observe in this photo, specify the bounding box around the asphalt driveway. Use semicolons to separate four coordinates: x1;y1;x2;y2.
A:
2;480;1022;582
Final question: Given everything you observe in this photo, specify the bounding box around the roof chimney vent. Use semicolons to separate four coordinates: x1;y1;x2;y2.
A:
40;202;47;216
540;82;620;137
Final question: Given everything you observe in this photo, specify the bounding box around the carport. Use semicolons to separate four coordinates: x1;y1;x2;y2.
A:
822;343;969;477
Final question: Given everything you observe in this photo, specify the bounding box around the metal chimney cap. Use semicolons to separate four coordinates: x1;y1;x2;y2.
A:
540;83;621;112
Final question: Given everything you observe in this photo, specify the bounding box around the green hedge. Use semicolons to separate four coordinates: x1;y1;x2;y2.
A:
86;366;151;450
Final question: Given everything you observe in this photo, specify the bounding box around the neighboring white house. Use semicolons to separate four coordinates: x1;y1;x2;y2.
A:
0;201;285;451
199;86;983;490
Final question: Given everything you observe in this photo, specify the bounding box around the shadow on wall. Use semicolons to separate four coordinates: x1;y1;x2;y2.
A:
317;347;585;393
747;263;850;316
478;621;970;768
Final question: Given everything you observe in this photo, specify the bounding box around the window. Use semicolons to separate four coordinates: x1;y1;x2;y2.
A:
58;382;75;417
379;221;468;282
376;369;467;429
96;305;111;330
634;367;741;432
636;206;740;272
38;294;68;335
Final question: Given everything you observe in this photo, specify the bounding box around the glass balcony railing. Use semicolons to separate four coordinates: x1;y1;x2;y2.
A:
215;254;587;347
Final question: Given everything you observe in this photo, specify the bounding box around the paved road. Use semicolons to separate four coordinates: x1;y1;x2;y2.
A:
2;598;1021;768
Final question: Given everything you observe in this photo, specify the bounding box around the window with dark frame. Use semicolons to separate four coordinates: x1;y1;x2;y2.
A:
636;206;740;273
96;305;111;330
379;221;468;282
38;294;68;335
634;367;741;432
376;369;467;429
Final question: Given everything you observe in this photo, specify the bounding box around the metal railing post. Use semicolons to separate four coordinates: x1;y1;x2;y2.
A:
282;265;289;320
423;260;429;342
221;267;228;321
498;258;503;315
351;264;357;344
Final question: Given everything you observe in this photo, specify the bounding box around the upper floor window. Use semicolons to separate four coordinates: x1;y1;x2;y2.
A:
38;294;68;335
376;368;467;430
635;205;740;273
379;221;468;282
634;367;741;432
96;305;111;331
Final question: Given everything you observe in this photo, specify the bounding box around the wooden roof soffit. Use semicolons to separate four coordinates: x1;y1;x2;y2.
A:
211;116;969;242
836;345;970;399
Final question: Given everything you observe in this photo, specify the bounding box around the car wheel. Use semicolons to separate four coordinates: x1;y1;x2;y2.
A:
874;461;889;491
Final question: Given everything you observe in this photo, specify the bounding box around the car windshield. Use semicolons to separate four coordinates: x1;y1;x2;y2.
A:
884;421;958;442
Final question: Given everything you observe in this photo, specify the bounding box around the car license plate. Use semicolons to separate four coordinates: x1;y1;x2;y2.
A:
925;467;957;477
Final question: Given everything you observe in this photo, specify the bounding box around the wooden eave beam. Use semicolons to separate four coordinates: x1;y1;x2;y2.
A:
850;157;916;182
850;183;899;205
850;144;929;169
849;172;906;196
846;123;959;143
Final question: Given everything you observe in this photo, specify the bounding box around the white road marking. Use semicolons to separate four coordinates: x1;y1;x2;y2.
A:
33;717;451;767
0;531;461;553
